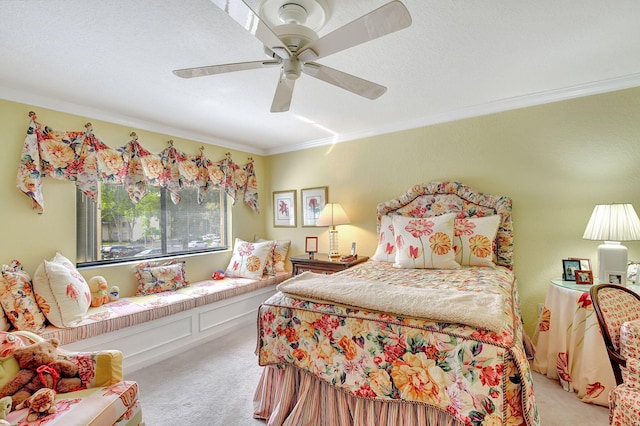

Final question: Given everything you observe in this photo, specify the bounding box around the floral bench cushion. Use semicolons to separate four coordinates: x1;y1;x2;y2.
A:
40;272;290;346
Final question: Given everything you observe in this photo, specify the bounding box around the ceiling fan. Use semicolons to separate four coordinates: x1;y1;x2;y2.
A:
172;0;412;112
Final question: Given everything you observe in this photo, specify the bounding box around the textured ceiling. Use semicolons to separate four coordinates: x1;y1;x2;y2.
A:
1;0;640;155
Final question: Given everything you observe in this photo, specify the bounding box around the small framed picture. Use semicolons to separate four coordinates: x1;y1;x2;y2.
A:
301;187;328;227
575;270;594;285
273;190;296;228
305;237;318;254
569;258;591;271
607;271;626;286
562;259;581;281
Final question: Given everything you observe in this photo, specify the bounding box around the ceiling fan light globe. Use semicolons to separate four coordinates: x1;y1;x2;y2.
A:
278;3;308;25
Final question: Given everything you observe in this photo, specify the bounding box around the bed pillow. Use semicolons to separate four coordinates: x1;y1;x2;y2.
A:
255;236;291;274
134;260;188;296
0;261;47;332
32;252;92;328
453;215;501;267
392;213;460;269
225;238;274;279
371;215;396;262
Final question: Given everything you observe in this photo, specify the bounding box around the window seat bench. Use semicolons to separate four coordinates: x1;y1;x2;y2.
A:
40;272;291;374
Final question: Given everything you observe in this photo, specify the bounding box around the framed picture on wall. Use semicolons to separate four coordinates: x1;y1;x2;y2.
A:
273;190;296;228
301;187;328;227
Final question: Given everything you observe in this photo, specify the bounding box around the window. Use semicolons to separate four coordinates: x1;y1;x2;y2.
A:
77;184;228;266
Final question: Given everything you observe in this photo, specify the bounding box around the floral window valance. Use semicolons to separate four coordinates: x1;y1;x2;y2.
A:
16;112;259;214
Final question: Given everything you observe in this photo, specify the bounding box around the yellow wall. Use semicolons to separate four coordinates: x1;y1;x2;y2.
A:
0;100;267;297
2;87;640;337
266;87;640;336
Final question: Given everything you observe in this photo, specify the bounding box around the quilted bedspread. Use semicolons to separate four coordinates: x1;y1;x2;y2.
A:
257;261;539;426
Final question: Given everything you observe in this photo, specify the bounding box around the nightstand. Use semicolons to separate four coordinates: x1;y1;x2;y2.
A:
289;253;369;276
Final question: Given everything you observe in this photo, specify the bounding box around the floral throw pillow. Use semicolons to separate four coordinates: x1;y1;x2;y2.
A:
255;237;291;275
392;213;460;269
134;260;188;296
0;261;47;332
225;239;274;279
453;215;500;267
371;215;396;262
32;252;92;328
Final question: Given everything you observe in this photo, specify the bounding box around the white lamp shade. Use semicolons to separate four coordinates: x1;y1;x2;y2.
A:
583;203;640;284
582;203;640;242
317;203;351;228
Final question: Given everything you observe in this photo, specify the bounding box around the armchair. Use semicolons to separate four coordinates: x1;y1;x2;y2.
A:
590;283;640;425
1;331;142;425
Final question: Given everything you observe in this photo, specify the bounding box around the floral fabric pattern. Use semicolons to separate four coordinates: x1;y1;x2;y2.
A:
225;239;274;279
258;263;539;426
0;261;47;332
32;252;92;328
16;112;259;213
376;182;514;269
133;260;188;296
392;213;459;269
454;215;501;267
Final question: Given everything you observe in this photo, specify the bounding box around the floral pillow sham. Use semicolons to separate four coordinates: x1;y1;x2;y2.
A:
225;239;274;279
392;213;460;269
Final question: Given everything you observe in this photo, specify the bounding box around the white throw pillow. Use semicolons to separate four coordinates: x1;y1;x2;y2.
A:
453;215;500;267
371;215;397;262
225;239;275;279
32;253;91;328
393;213;460;269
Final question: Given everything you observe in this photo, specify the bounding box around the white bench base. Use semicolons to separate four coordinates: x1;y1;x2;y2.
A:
62;286;277;374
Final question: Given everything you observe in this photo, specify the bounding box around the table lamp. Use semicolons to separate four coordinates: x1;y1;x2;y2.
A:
582;203;640;283
317;203;350;258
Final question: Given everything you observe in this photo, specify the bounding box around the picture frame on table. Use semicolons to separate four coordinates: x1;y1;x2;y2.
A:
606;271;626;286
575;270;594;285
301;186;328;227
305;237;318;259
562;259;581;281
569;257;591;272
273;190;296;228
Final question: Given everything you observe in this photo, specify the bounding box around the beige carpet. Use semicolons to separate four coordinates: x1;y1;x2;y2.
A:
129;325;609;425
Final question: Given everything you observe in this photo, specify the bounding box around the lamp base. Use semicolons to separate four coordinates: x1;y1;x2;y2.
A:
328;229;339;259
597;241;628;285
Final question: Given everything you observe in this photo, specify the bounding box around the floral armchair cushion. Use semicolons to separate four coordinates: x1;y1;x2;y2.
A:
0;331;123;391
620;319;640;388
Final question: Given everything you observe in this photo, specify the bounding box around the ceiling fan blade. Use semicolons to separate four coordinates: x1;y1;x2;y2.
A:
271;73;295;113
297;1;411;63
210;0;291;59
303;63;386;100
173;60;279;78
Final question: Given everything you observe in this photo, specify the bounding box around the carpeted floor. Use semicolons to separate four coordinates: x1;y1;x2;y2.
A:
129;325;610;425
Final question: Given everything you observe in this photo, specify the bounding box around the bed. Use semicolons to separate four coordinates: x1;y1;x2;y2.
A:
253;181;539;426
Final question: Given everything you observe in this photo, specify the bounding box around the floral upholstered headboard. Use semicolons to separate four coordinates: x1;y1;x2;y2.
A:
376;181;514;269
